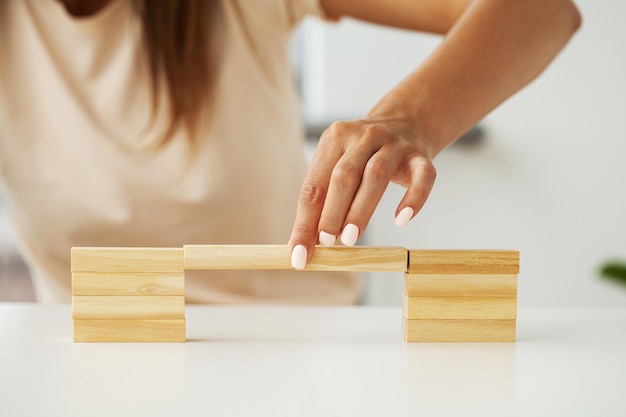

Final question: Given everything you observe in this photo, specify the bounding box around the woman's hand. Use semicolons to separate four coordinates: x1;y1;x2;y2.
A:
288;116;437;269
287;0;580;269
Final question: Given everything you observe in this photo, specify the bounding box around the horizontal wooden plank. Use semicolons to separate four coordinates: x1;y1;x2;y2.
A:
72;296;185;319
403;296;517;320
184;245;408;272
72;272;185;296
403;319;516;342
73;319;186;342
71;247;184;273
408;250;519;274
404;273;517;297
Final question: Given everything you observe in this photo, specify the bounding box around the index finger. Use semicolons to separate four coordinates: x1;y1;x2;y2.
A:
288;136;343;269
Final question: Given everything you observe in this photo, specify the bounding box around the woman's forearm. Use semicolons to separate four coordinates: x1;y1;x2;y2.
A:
367;0;582;155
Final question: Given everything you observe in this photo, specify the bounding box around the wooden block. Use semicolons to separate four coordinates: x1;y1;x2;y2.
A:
404;273;517;297
72;272;184;296
183;245;408;272
408;250;519;274
403;296;517;319
72;296;185;319
71;247;184;273
403;319;516;342
73;319;186;342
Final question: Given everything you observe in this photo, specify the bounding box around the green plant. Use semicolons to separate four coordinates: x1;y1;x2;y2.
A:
600;260;626;287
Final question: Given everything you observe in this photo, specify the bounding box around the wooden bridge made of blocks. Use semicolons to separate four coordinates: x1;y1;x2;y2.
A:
70;246;519;343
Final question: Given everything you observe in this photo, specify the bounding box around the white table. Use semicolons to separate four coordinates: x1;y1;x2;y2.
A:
1;303;625;417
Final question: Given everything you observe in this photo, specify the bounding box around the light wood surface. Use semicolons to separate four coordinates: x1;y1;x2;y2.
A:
403;296;517;319
184;245;408;271
403;318;516;342
404;273;517;297
73;319;186;342
71;247;184;273
72;295;185;319
72;272;185;296
408;250;519;274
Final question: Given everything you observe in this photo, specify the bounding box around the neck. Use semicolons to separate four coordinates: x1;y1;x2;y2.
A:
58;0;113;17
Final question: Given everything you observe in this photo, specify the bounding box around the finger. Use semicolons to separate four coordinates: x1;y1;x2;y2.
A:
394;155;437;227
288;134;343;268
316;150;371;243
341;148;404;245
317;126;387;245
289;178;327;269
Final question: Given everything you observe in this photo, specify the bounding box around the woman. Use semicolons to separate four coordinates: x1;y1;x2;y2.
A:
0;0;580;303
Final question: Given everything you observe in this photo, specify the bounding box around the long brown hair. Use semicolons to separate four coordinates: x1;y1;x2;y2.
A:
131;0;217;149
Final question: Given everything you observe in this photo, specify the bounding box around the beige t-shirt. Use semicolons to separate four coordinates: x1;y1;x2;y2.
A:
0;0;360;304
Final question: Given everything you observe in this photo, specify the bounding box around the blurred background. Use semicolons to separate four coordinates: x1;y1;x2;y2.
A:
1;0;624;307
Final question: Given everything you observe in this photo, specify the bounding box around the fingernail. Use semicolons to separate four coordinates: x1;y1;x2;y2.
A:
291;244;307;270
319;231;336;246
395;207;414;228
340;224;359;246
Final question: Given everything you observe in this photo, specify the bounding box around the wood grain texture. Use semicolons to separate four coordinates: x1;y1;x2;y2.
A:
403;296;517;320
404;273;517;297
72;272;184;296
71;247;184;273
408;250;519;274
403;319;516;342
184;245;408;272
72;296;185;319
73;319;186;342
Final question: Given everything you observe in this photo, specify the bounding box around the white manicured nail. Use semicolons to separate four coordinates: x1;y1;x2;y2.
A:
319;231;336;246
291;245;307;270
395;207;414;228
340;224;359;246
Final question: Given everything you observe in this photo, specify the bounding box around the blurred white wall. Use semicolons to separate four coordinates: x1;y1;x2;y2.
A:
299;0;626;307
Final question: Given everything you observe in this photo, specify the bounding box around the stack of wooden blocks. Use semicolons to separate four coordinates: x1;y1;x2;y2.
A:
403;250;519;342
70;245;519;343
71;248;187;342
